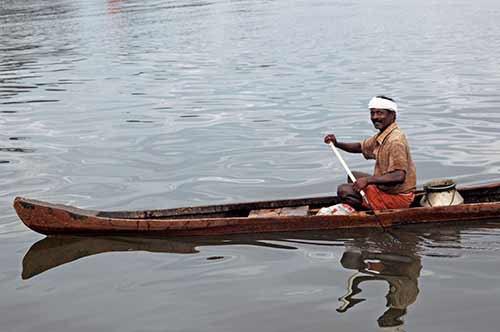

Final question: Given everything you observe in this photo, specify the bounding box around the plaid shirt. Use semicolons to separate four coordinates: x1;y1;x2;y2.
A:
361;122;416;194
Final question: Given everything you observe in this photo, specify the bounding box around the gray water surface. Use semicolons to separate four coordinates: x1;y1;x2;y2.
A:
2;0;500;331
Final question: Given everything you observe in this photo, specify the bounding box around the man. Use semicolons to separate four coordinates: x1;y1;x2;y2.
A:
324;96;416;210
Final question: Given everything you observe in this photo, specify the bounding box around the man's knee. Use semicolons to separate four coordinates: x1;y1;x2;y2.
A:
337;183;363;208
337;183;352;198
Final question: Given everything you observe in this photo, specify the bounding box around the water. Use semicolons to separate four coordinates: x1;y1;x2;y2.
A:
2;0;500;331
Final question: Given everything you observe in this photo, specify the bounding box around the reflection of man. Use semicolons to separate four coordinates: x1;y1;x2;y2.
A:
337;250;422;329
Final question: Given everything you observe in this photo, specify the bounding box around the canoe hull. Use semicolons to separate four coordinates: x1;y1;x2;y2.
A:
13;186;500;236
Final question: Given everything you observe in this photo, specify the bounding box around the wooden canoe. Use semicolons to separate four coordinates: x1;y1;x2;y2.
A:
13;182;500;236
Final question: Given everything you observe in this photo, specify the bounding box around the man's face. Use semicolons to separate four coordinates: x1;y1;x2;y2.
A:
370;108;395;131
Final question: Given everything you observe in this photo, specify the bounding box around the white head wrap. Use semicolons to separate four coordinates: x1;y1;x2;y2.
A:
368;97;398;114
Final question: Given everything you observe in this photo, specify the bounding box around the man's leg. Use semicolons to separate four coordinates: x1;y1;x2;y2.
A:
337;171;372;210
337;184;364;209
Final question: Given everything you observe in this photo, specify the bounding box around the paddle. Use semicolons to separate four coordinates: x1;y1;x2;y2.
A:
328;142;392;233
328;142;370;206
330;142;372;207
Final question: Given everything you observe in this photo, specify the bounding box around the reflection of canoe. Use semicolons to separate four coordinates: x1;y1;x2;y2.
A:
13;182;500;236
21;236;198;280
20;221;500;280
19;228;414;279
21;234;298;280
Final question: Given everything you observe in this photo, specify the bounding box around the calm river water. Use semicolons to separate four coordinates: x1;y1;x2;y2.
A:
2;0;500;331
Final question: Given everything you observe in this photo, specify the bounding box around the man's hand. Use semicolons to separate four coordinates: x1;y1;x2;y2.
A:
352;177;370;193
324;134;337;145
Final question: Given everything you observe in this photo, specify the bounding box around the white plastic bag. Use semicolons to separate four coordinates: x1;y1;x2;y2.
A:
316;203;355;216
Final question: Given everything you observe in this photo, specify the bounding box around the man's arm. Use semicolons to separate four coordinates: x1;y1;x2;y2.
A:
324;134;362;153
352;170;406;193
